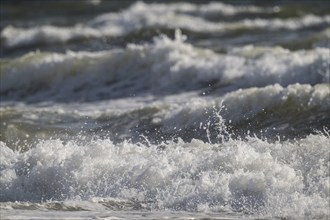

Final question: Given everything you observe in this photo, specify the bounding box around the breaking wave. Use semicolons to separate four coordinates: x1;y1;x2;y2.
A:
1;31;329;102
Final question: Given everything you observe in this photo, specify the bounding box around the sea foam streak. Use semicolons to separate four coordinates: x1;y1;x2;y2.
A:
1;31;329;102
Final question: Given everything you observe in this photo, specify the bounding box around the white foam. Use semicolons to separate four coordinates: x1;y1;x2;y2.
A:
0;25;106;49
0;132;329;218
1;1;329;49
1;33;328;102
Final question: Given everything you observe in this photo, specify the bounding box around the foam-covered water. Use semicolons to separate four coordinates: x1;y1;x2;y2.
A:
1;133;329;217
0;1;329;219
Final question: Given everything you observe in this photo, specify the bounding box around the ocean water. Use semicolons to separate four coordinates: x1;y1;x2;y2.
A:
0;0;329;219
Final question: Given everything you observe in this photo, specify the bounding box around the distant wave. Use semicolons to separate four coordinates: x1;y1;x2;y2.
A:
1;1;329;49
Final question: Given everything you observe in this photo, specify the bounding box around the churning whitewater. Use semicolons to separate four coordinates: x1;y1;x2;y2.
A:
1;133;329;216
0;1;329;220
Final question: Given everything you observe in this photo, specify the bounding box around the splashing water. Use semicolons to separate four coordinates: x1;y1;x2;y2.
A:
1;1;329;219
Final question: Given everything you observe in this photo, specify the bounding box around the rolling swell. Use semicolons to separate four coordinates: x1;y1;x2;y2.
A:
1;83;329;150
